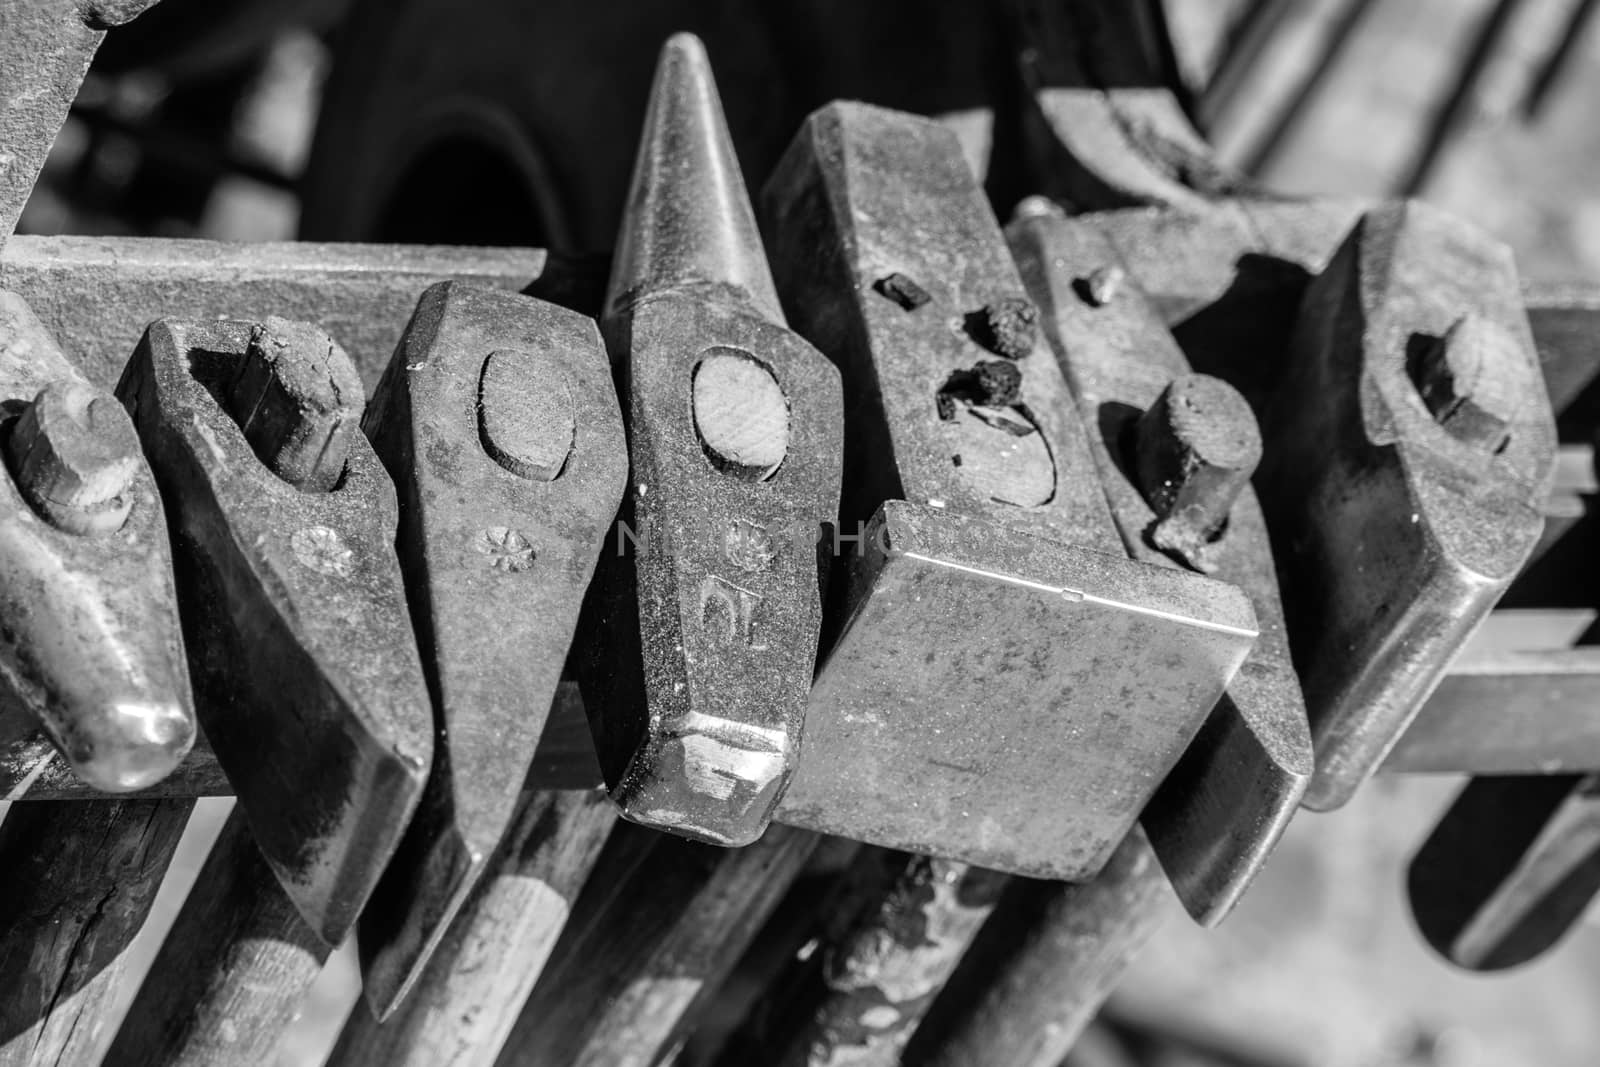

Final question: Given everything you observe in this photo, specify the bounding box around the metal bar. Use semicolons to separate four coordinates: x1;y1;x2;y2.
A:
0;235;546;392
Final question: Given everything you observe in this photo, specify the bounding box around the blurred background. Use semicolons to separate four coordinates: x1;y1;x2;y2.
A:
10;0;1600;1064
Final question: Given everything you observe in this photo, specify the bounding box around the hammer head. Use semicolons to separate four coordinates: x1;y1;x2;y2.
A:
762;101;1258;880
0;290;195;794
778;501;1255;878
118;316;433;944
356;281;627;1017
585;33;844;846
1258;201;1554;810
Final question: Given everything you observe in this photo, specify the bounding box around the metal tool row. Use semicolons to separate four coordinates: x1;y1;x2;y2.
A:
0;29;1594;1067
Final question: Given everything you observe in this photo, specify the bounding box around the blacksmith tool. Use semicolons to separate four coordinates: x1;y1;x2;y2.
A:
0;288;195;1065
116;313;433;938
1008;213;1312;923
764;99;1258;880
0;289;194;792
1256;201;1554;809
748;99;1252;1066
104;316;431;1064
579;32;843;845
869;236;1303;1065
355;281;627;1016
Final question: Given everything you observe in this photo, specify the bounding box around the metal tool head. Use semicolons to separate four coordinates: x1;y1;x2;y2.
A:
584;33;843;845
1409;774;1600;971
604;31;783;325
1006;214;1311;924
118;315;433;944
780;501;1254;878
357;282;627;1017
1258;200;1554;810
0;289;193;793
762;100;1257;880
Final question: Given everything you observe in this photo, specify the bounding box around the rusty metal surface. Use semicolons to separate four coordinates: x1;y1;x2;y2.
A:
329;789;615;1067
0;289;195;794
580;34;843;845
906;831;1172;1067
747;852;1011;1067
1257;202;1554;809
1409;774;1600;973
356;282;626;1016
118;315;433;943
0;797;193;1066
763;100;1256;879
1008;214;1311;922
104;805;331;1066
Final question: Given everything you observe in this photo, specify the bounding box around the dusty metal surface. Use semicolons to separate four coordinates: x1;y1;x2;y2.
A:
763;100;1256;878
0;235;546;391
356;282;627;1016
2;269;1598;798
1257;201;1554;809
1009;214;1311;922
1409;773;1600;972
0;289;195;794
330;789;615;1067
580;35;842;845
104;805;330;1066
118;315;433;942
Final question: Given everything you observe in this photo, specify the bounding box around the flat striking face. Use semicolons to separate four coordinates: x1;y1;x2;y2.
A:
778;501;1256;880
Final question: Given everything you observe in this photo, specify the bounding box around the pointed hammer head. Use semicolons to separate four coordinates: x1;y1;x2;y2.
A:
582;34;843;846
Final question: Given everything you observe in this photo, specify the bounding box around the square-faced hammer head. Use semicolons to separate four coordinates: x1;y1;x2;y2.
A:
762;101;1258;881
